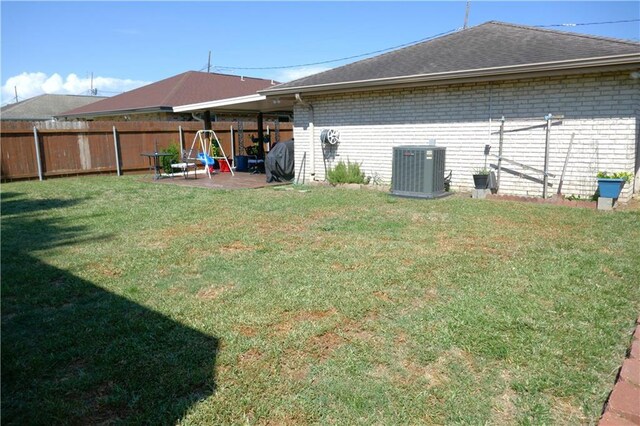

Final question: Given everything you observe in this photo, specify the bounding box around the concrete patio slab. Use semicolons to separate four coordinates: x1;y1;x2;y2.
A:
142;170;291;190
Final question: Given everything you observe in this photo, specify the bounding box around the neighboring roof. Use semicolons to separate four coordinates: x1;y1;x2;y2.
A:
262;21;640;95
1;94;107;121
58;71;279;118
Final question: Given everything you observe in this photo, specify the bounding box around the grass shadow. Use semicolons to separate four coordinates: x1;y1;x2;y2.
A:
1;195;219;424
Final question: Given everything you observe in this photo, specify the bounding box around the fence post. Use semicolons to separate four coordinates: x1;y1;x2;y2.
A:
113;126;122;176
33;126;44;181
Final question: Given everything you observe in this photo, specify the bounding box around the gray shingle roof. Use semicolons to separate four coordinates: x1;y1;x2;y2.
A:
262;21;640;94
1;94;107;120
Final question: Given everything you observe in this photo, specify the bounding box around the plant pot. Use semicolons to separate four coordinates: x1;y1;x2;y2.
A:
473;174;489;189
219;158;232;173
597;178;625;199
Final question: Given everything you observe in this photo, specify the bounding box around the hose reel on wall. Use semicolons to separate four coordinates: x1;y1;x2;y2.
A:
320;128;340;146
320;129;340;177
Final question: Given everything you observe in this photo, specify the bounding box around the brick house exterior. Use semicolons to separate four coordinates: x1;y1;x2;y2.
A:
291;70;638;200
261;22;640;201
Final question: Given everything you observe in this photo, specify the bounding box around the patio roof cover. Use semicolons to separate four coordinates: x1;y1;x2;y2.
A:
172;93;294;115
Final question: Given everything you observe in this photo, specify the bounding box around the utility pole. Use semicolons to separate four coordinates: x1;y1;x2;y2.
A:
90;72;94;95
464;1;471;29
207;51;212;73
14;86;18;103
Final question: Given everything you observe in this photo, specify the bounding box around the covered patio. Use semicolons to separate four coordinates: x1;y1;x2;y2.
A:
173;93;295;161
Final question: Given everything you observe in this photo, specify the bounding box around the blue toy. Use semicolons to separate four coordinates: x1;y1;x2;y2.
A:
197;152;216;166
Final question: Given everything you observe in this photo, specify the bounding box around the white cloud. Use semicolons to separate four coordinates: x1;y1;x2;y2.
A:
275;66;332;83
1;72;150;103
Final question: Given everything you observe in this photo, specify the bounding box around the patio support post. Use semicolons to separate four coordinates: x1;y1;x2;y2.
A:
203;111;212;155
33;126;44;181
113;126;122;176
230;125;235;161
203;111;212;131
179;125;184;153
543;114;551;198
257;112;265;159
497;117;504;191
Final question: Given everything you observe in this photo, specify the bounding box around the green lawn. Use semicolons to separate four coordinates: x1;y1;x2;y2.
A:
2;176;639;424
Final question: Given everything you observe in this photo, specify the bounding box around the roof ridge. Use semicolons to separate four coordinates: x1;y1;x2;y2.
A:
161;72;192;106
487;20;640;47
190;69;278;83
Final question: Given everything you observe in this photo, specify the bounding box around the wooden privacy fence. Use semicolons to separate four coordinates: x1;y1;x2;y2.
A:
0;120;293;180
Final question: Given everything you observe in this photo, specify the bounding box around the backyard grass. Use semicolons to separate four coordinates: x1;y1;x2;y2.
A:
2;176;639;424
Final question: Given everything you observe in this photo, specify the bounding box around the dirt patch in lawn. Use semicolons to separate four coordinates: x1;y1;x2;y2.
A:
258;411;310;426
491;371;517;425
86;262;123;278
280;348;312;381
293;309;337;322
601;266;623;279
336;311;383;347
436;232;516;260
272;309;338;336
237;348;264;368
306;332;345;361
196;285;233;300
218;240;256;254
550;396;586;423
235;325;258;337
331;262;365;272
373;291;392;302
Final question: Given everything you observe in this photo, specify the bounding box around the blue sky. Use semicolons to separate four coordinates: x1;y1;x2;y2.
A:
1;1;638;104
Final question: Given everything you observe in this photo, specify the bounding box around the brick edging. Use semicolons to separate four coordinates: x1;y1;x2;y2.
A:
599;317;640;425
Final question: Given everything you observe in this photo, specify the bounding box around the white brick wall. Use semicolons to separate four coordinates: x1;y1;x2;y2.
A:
293;71;639;201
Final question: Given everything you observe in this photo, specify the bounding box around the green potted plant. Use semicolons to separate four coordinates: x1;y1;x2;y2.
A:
472;168;490;189
596;171;633;199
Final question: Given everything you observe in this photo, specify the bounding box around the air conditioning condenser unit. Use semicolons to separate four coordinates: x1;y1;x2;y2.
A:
391;145;447;199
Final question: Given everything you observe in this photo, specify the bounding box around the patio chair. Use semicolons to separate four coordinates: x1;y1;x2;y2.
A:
171;149;199;179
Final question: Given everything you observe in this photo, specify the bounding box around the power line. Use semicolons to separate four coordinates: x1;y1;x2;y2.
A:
537;18;640;28
211;18;638;72
213;28;459;71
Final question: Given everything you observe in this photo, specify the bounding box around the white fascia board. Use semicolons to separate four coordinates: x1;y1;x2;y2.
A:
173;94;266;113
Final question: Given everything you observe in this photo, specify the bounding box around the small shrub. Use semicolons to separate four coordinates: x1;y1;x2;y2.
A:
327;160;367;185
161;144;180;174
597;171;633;182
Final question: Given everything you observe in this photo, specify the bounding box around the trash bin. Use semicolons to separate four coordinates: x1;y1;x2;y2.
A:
235;155;248;172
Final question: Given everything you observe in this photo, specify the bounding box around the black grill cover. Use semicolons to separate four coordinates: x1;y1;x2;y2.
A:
265;140;294;183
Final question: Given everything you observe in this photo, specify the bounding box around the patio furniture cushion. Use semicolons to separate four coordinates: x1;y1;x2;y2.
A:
171;150;198;179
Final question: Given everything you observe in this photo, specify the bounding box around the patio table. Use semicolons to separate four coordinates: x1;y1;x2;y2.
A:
141;152;173;180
